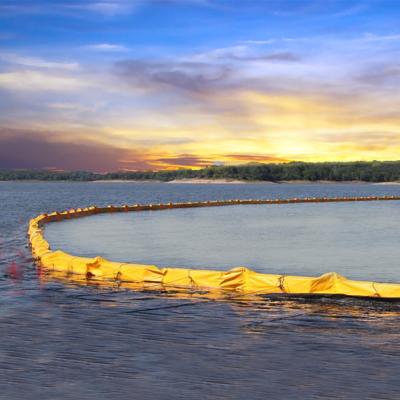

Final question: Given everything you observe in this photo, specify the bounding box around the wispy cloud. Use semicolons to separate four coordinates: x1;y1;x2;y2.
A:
240;37;309;45
0;70;87;92
0;1;141;16
361;33;400;42
229;51;301;62
267;0;369;18
0;53;79;70
67;1;141;16
83;43;129;52
224;154;288;163
186;44;302;65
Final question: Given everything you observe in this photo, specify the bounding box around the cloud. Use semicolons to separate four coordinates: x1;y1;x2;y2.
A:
2;18;400;169
0;0;215;17
83;43;129;52
228;51;300;62
111;48;306;109
0;128;152;171
154;154;211;168
266;0;369;18
240;40;276;45
47;102;88;111
0;3;45;15
114;59;232;93
187;44;302;64
357;63;400;85
0;53;79;70
240;37;308;45
68;1;140;16
224;154;289;163
0;128;220;171
361;33;400;43
132;137;196;146
0;1;141;17
190;44;301;63
330;3;370;18
0;70;87;92
315;131;400;146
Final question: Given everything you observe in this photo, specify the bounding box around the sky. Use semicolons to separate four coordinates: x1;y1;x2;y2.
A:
1;0;400;171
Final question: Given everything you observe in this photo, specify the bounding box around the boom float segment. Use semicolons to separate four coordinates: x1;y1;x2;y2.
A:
28;197;400;299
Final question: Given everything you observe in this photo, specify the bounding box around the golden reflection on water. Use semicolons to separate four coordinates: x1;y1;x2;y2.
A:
38;267;400;323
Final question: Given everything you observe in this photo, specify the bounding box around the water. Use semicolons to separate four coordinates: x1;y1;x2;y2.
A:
47;201;400;282
1;182;400;399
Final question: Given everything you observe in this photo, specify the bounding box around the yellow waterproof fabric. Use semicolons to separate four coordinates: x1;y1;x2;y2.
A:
28;197;400;299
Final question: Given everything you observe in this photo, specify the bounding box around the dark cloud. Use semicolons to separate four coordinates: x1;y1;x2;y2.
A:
0;128;218;171
114;59;231;93
0;128;152;172
227;51;301;62
114;51;300;96
155;154;211;167
357;63;400;85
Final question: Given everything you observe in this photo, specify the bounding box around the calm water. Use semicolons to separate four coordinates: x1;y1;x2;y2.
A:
47;201;400;282
1;182;400;399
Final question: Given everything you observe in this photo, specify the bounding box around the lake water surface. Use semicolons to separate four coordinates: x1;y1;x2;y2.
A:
0;182;399;399
47;200;400;282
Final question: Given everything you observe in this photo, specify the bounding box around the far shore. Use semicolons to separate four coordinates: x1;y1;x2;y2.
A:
88;179;400;184
2;179;400;184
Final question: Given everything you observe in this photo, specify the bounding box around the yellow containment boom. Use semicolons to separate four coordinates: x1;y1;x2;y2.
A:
28;196;400;299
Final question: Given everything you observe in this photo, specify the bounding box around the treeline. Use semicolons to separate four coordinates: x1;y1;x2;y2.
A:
1;161;400;182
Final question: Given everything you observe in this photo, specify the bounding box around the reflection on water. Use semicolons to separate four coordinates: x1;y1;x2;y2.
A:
1;182;400;399
39;267;400;315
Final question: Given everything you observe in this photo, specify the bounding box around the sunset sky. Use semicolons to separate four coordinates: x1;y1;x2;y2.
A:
1;0;400;171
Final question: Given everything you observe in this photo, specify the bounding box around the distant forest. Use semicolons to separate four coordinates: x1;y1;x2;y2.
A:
1;161;400;182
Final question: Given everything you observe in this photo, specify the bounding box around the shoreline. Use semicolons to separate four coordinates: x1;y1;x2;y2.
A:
75;178;400;184
2;179;400;184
